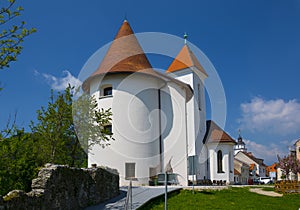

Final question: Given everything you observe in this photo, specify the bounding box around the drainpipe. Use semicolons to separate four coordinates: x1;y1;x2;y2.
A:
184;97;189;186
158;82;168;173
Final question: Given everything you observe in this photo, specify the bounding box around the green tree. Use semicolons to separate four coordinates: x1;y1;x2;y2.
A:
30;86;86;167
30;86;114;167
0;129;41;195
0;0;36;69
0;86;114;195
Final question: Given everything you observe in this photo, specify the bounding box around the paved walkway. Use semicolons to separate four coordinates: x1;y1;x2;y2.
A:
85;186;182;210
249;188;283;197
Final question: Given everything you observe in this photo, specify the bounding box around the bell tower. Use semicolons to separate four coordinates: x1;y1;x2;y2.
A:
166;34;208;180
234;130;247;155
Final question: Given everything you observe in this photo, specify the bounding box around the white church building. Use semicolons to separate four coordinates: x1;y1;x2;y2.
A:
82;20;236;186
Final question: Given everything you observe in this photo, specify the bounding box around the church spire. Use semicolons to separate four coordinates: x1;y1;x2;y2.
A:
234;129;247;155
184;32;188;45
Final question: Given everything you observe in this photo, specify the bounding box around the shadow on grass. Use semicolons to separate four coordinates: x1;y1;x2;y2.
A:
138;189;216;209
138;189;180;210
198;190;215;195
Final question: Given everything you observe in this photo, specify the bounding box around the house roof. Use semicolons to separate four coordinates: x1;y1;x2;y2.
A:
234;169;241;175
266;163;277;172
82;20;193;101
241;151;266;166
249;163;255;171
166;44;208;77
234;158;249;167
203;120;237;144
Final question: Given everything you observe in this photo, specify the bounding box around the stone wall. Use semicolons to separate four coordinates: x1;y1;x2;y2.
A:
0;164;119;210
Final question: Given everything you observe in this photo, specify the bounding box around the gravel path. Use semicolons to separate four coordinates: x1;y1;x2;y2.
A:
249;188;283;197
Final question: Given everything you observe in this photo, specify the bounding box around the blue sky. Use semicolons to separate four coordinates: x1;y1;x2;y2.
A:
1;0;300;164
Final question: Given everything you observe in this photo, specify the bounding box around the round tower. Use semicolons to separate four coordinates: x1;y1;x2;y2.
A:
82;20;193;186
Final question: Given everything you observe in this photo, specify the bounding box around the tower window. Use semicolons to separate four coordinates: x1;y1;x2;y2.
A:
217;150;223;173
197;83;201;110
100;85;113;97
125;162;136;180
103;86;112;96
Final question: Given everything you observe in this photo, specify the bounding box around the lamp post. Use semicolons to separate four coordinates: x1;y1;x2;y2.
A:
165;172;168;210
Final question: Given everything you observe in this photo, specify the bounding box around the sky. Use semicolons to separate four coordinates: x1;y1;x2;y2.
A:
0;0;300;165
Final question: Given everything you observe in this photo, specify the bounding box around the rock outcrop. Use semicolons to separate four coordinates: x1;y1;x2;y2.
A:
0;164;119;210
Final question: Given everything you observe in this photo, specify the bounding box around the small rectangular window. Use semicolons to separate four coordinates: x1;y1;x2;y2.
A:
149;167;157;178
103;87;112;96
125;163;136;180
188;155;197;175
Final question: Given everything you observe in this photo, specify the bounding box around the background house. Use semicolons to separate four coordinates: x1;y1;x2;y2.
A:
266;163;277;180
295;139;300;181
234;159;249;184
235;151;266;178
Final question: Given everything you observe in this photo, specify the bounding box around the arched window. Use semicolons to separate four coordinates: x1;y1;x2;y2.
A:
217;150;223;173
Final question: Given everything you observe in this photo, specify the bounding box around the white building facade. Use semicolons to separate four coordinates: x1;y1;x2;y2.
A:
82;20;235;186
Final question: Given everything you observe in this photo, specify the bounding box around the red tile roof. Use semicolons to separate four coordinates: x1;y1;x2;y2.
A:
241;151;266;166
166;44;208;77
203;120;236;144
266;163;277;173
234;169;241;175
249;163;255;171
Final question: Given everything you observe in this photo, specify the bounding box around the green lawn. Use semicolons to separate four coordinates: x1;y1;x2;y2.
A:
139;187;300;210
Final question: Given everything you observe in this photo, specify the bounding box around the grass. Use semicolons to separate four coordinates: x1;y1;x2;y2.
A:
261;186;276;192
138;187;300;210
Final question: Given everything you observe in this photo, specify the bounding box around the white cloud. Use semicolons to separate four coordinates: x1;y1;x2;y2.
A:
243;139;288;164
239;97;300;135
35;70;82;91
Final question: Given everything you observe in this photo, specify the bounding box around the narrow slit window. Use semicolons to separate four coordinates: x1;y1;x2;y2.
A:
217;150;223;173
197;83;201;110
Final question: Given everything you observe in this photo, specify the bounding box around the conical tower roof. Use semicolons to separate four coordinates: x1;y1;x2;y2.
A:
91;20;153;74
166;44;208;77
82;20;156;91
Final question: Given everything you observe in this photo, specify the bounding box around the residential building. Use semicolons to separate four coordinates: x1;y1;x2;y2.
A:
234;159;249;184
235;151;266;178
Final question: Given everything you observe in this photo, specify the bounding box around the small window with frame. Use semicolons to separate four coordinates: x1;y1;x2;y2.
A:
103;86;112;96
125;162;136;180
100;85;113;98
